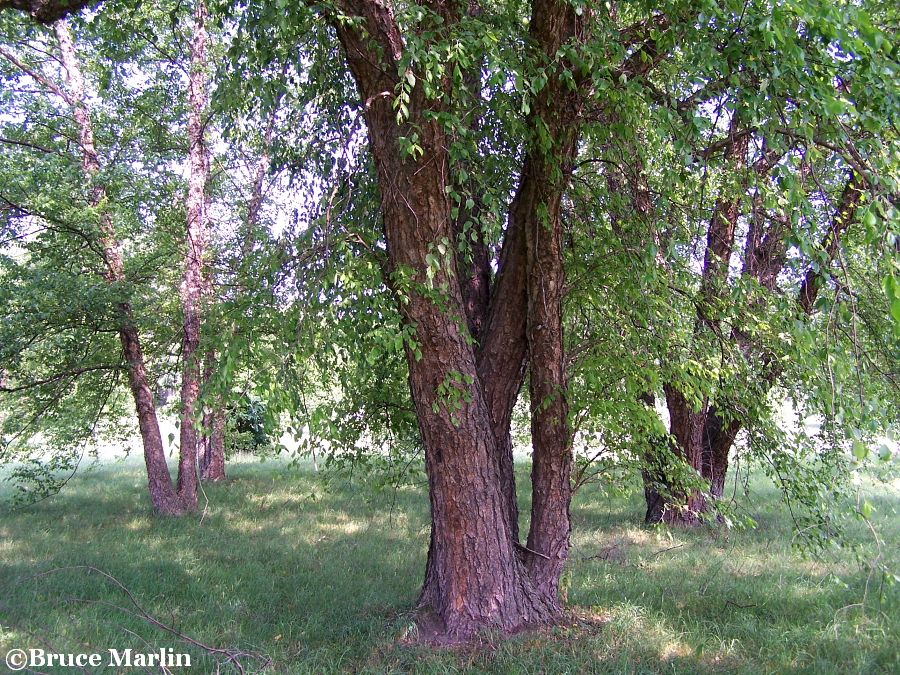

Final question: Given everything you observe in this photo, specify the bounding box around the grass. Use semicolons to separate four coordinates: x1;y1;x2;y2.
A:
0;456;897;674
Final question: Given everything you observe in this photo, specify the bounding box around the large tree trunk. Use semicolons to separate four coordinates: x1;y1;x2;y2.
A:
332;0;583;639
656;384;708;526
377;115;546;639
53;20;183;515
176;0;210;510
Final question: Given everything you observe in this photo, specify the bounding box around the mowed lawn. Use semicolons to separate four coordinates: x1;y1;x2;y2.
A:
0;457;897;674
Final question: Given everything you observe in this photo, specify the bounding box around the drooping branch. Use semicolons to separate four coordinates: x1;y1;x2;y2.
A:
0;364;122;392
798;173;863;315
0;45;74;105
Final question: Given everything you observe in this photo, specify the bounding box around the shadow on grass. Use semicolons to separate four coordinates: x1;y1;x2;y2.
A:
0;460;897;673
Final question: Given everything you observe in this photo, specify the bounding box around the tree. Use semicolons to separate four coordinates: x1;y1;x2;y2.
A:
2;0;897;642
175;0;211;510
0;1;228;514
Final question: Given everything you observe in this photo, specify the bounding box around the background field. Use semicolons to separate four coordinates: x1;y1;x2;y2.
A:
1;457;897;674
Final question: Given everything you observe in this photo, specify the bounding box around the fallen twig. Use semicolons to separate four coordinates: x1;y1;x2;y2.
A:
24;566;272;674
648;543;685;559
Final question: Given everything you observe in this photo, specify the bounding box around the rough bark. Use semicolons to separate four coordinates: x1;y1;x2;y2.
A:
655;384;707;525
176;0;210;510
519;0;582;606
700;407;740;500
334;0;559;639
53;20;183;515
476;205;527;540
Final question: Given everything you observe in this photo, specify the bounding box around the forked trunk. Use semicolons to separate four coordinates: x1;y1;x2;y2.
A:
476;208;528;539
333;0;581;638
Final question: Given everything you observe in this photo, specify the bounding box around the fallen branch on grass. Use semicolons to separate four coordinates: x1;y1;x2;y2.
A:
25;566;272;674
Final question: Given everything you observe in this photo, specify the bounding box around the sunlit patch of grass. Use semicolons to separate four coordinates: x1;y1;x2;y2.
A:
0;457;897;673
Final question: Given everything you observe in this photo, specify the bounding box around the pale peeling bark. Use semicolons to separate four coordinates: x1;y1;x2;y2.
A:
176;0;210;509
53;20;183;515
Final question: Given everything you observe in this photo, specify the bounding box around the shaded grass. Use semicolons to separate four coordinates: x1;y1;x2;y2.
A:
0;456;897;673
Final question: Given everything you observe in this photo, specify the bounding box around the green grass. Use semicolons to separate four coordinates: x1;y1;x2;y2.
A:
0;457;897;674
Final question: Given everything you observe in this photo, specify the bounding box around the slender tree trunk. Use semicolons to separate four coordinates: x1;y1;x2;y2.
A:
519;1;584;605
176;0;210;510
200;403;227;481
53;20;183;515
198;354;227;481
523;154;573;603
197;102;278;483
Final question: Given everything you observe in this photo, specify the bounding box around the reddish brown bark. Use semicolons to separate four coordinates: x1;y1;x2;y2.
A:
53;20;184;515
476;199;527;540
520;0;582;603
700;408;740;500
334;0;553;639
332;0;582;638
176;0;210;510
